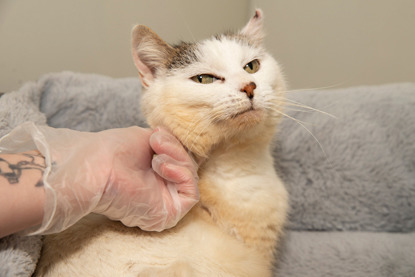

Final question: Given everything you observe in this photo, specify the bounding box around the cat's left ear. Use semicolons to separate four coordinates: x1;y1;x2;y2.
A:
239;9;264;45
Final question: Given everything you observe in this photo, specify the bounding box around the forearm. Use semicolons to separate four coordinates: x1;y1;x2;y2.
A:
0;150;46;237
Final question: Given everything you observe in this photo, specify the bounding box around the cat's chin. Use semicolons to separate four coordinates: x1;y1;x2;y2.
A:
227;109;264;128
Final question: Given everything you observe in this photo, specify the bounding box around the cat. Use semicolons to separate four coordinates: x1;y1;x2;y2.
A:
35;9;288;277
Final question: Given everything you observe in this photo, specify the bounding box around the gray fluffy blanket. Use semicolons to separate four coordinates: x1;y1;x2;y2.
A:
1;72;414;276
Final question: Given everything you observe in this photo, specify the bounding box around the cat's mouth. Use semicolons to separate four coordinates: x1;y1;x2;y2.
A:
231;106;256;119
229;106;263;126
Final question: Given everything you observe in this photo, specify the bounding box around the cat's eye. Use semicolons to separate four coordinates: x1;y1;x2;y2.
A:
191;74;219;84
243;59;260;74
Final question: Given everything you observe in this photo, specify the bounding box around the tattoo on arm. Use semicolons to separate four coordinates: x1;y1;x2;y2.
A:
0;152;46;185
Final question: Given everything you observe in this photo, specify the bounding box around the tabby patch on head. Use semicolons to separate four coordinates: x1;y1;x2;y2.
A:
132;9;286;158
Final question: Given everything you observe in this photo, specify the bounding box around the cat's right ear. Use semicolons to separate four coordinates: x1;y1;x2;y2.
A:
131;25;175;88
240;9;264;45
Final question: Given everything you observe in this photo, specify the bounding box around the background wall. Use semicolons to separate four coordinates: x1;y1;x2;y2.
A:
0;0;249;92
1;0;414;92
251;0;415;89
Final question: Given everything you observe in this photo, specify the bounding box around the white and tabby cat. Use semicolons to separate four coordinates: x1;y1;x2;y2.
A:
35;9;288;276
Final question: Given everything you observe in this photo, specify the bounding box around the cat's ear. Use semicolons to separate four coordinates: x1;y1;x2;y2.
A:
131;25;175;88
239;9;264;45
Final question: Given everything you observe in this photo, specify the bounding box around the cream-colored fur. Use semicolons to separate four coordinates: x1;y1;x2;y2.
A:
35;10;288;276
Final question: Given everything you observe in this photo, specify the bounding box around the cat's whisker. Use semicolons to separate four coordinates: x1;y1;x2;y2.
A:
267;106;327;157
284;99;337;119
269;108;311;126
279;106;320;114
184;109;220;142
263;93;336;119
181;115;209;147
180;98;235;149
181;101;232;149
284;83;343;94
186;114;218;154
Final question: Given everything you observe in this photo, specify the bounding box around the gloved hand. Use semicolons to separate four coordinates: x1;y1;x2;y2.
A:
0;122;199;234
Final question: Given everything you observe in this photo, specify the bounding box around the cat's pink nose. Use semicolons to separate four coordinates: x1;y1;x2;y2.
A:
240;82;256;99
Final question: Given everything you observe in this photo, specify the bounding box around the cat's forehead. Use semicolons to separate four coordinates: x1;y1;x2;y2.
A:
168;42;198;70
201;36;262;64
168;35;263;72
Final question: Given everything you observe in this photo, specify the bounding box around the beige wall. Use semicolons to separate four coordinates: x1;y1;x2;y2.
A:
0;0;249;92
251;0;415;89
1;0;414;92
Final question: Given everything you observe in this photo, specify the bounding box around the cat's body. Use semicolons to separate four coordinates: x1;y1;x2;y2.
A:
35;10;288;276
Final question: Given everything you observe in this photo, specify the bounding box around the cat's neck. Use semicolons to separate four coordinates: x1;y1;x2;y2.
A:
200;133;275;179
191;129;275;166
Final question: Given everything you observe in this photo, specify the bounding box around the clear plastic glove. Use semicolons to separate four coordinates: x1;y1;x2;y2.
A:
0;122;199;234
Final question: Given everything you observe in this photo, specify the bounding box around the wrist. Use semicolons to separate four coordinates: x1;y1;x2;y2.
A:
0;150;46;237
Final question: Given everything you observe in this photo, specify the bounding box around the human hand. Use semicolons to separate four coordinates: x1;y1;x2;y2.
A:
0;123;199;234
94;127;200;231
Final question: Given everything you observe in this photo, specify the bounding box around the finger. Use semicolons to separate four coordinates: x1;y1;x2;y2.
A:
152;154;198;187
168;164;199;199
166;180;199;225
165;168;199;228
150;128;194;165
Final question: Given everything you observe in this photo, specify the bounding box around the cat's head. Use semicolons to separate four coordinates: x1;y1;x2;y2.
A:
132;10;285;158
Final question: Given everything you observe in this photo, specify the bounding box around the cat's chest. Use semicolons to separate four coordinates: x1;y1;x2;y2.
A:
199;150;280;203
195;149;287;255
